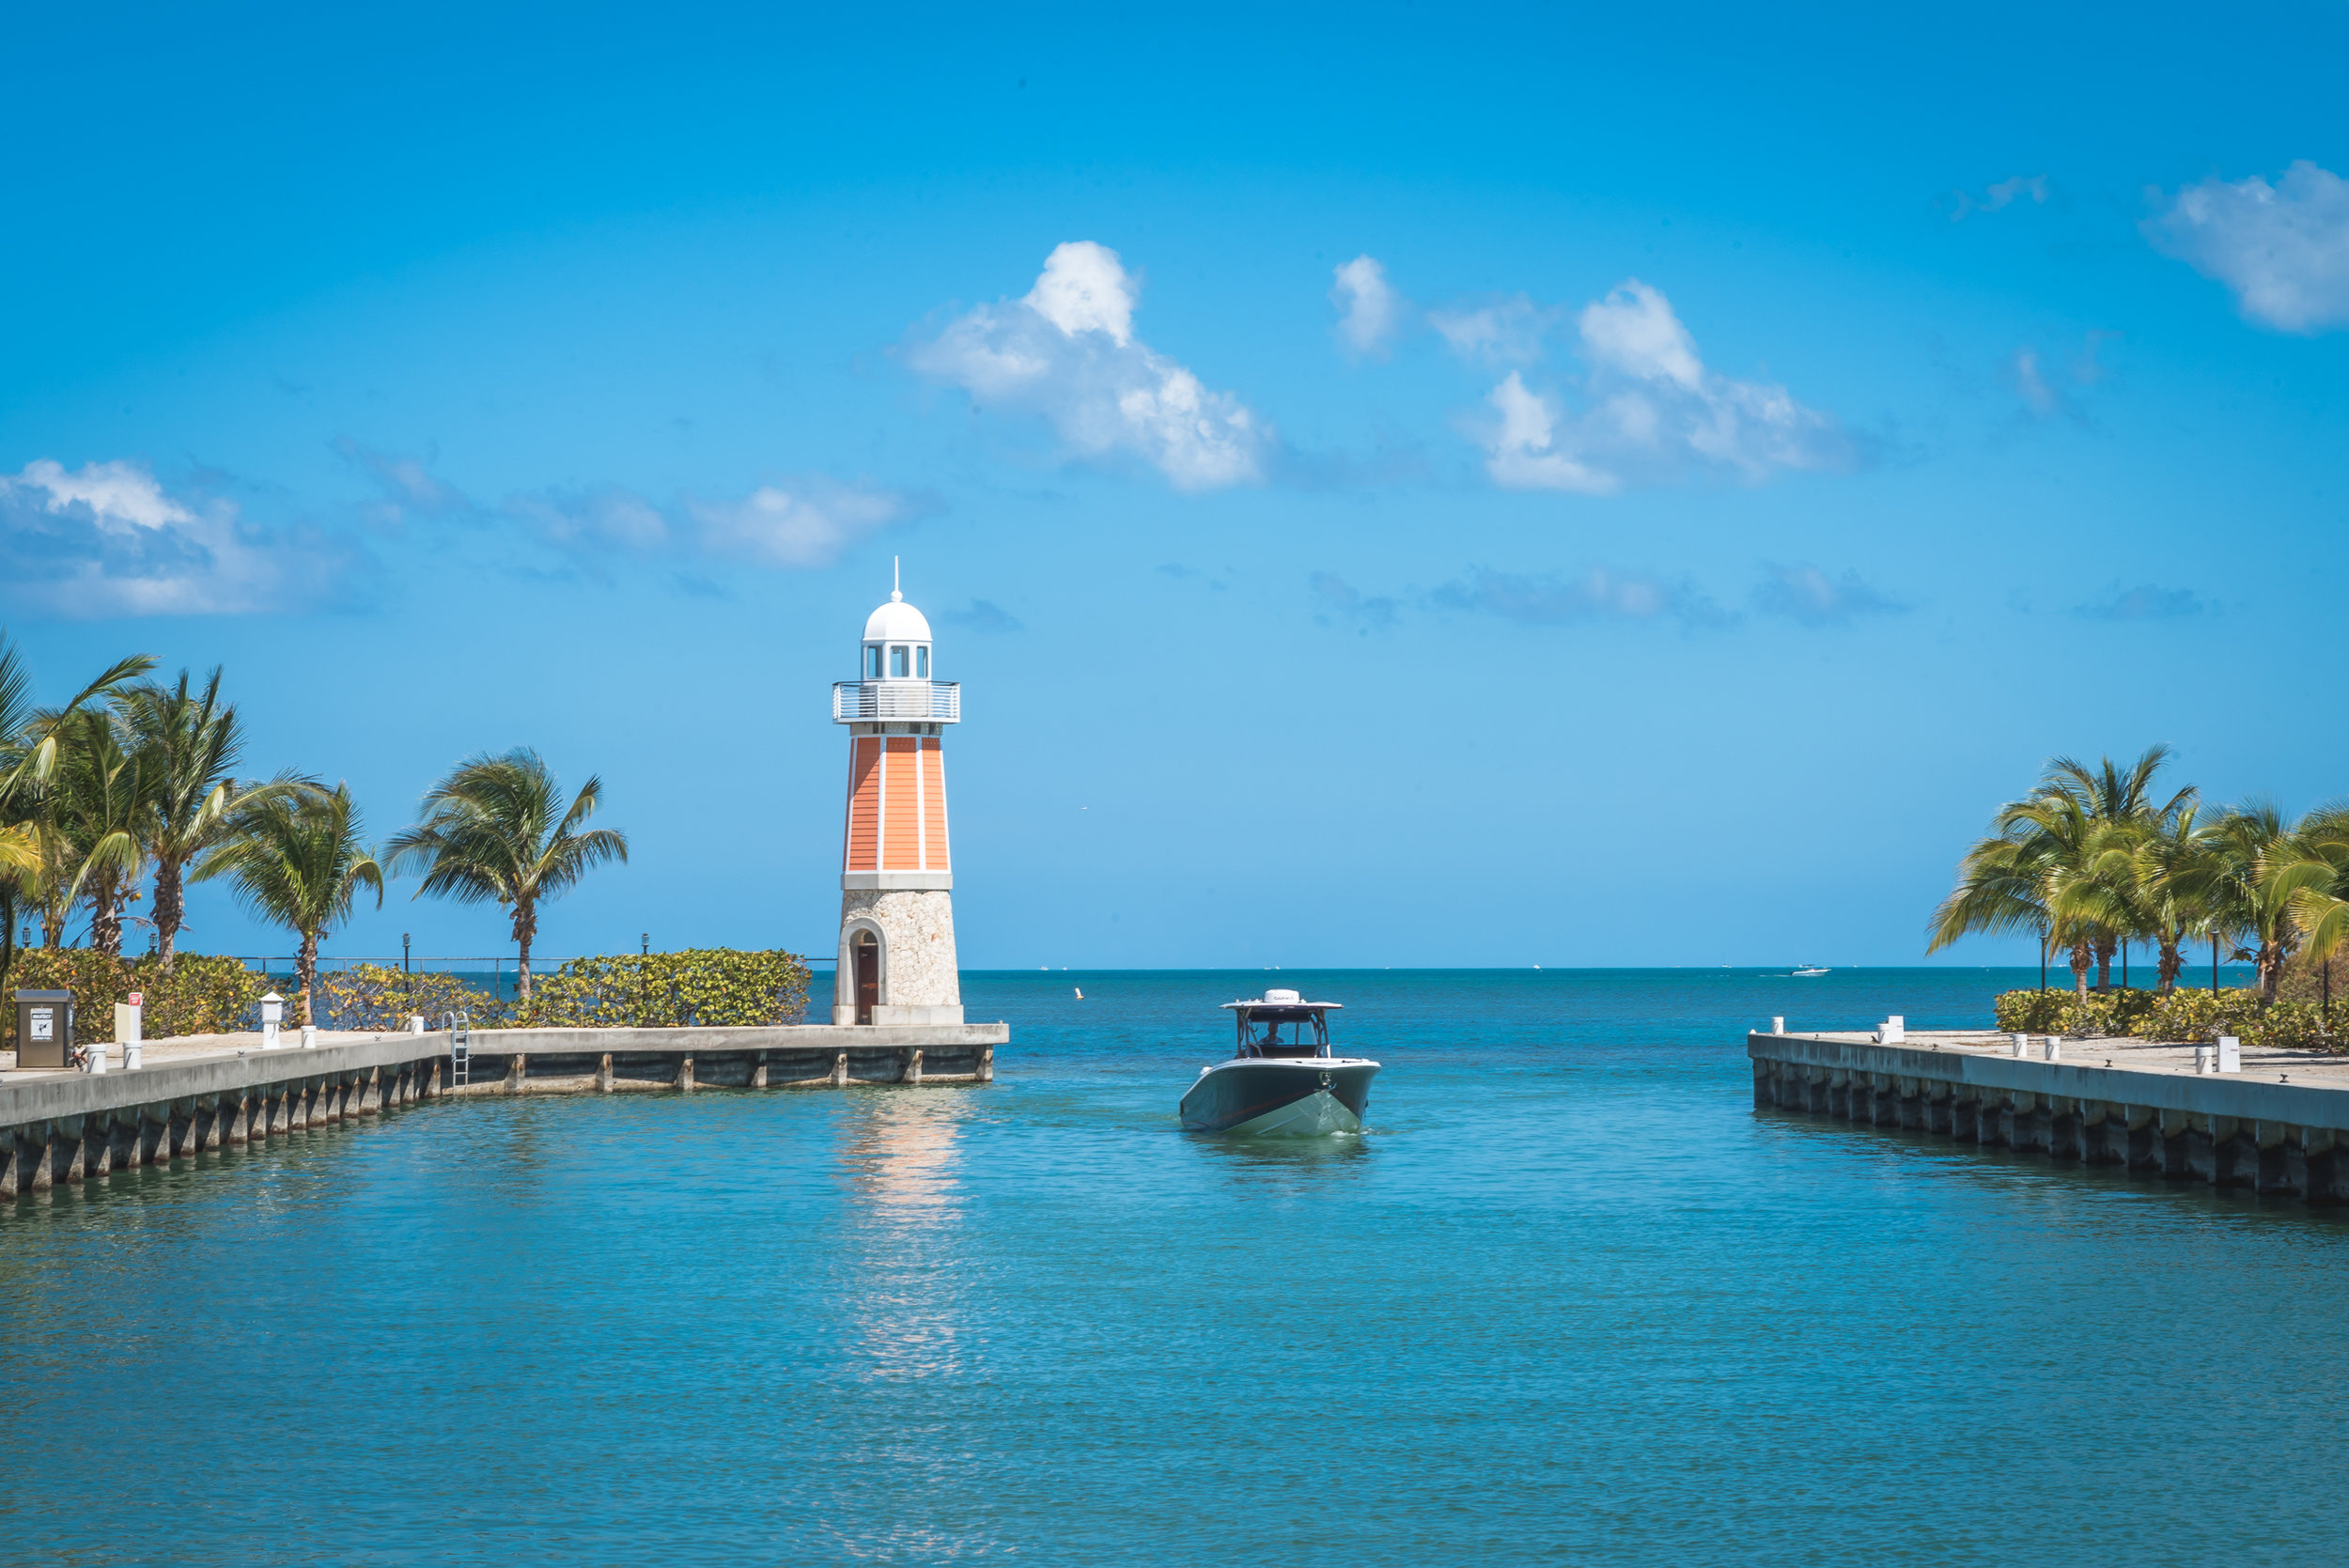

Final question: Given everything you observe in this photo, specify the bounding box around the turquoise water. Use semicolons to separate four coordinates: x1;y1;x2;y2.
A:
2;967;2342;1564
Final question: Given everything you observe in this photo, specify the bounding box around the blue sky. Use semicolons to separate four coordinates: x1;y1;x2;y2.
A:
2;1;2344;969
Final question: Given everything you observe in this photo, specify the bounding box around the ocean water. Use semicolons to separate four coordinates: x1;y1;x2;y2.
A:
1;967;2341;1565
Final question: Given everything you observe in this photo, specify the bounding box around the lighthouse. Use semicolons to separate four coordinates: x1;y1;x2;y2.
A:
831;567;965;1025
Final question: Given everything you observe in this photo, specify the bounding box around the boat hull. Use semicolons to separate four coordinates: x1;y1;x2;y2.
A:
1178;1059;1379;1136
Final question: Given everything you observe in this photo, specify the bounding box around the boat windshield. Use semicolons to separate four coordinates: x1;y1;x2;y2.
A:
1231;1005;1332;1059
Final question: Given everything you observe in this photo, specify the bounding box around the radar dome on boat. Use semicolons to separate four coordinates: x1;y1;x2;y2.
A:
1264;988;1301;1003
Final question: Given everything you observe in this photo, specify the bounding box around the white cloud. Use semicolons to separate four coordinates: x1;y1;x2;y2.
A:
1478;374;1618;494
1578;282;1703;389
2144;161;2349;333
1751;562;1906;626
1429;294;1557;366
505;486;671;551
1330;255;1403;357
2073;582;2216;622
0;458;334;616
1470;281;1846;492
2011;347;2058;415
333;435;468;520
1433;566;1730;629
910;241;1268;490
687;480;910;568
1952;174;2049;221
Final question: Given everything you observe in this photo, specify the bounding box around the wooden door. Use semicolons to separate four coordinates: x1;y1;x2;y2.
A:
854;935;879;1024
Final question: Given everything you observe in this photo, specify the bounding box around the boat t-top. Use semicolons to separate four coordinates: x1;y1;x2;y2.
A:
1178;988;1379;1136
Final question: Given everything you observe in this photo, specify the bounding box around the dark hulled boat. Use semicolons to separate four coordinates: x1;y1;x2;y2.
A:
1177;989;1379;1136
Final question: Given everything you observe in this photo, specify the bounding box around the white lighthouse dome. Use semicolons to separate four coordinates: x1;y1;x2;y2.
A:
863;592;933;644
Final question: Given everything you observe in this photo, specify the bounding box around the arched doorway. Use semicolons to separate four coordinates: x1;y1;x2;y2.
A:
852;929;880;1024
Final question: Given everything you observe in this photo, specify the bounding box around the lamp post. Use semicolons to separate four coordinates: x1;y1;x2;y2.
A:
2212;932;2220;997
402;933;411;976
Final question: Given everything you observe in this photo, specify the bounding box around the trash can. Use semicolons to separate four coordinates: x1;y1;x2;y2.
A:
15;990;72;1070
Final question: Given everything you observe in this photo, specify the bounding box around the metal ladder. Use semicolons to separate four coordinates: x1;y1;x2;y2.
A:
444;1010;472;1086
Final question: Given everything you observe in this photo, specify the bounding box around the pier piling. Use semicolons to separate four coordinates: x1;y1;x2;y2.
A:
1750;1029;2349;1210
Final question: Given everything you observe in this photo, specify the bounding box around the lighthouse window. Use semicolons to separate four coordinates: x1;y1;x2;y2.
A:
915;646;929;678
890;644;910;677
864;644;882;679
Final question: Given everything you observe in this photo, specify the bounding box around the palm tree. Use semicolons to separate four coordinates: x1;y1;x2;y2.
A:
2039;746;2193;989
2176;801;2306;1003
42;706;154;958
2269;803;2349;991
386;749;628;1002
0;640;155;966
2131;803;2214;994
194;783;383;1025
1927;818;2059;980
1932;773;2153;1001
117;668;270;965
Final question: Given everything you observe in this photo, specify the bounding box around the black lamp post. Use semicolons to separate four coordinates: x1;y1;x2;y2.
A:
2212;932;2220;996
402;932;411;976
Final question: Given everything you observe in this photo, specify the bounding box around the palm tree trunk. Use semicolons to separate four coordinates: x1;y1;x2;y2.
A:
2259;940;2284;1005
2093;937;2115;992
2157;938;2182;995
153;858;183;967
297;930;319;1026
91;883;120;959
513;901;536;1003
2070;940;2092;1001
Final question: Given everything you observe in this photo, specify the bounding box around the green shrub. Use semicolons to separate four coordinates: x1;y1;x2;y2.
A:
1991;985;2335;1049
316;949;810;1032
510;949;811;1029
1994;988;2077;1033
3;947;809;1043
2;951;263;1046
314;965;512;1032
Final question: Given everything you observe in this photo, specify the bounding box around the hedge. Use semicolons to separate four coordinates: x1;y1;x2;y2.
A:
0;947;809;1045
1992;986;2332;1049
316;949;811;1032
1;951;264;1047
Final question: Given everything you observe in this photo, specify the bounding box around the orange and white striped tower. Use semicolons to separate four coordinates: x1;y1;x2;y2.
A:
831;567;964;1025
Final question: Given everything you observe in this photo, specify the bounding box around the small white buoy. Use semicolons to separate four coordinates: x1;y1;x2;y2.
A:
1073;987;1083;1001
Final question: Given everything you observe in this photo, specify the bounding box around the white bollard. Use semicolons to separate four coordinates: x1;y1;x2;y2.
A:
124;1041;142;1071
2217;1035;2241;1073
1770;1017;1784;1035
84;1043;107;1075
2045;1037;2062;1062
2012;1032;2029;1057
408;1015;426;1036
2193;1045;2215;1074
300;1024;317;1050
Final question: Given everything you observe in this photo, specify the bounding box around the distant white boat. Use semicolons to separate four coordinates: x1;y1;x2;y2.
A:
1792;966;1829;977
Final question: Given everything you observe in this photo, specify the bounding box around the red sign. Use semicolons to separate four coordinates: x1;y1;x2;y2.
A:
128;992;144;1007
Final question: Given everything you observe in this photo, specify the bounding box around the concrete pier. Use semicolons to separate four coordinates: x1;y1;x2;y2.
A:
1750;1028;2349;1206
0;1021;1007;1200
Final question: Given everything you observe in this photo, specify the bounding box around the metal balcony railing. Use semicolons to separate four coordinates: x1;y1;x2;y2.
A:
832;680;960;722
